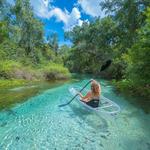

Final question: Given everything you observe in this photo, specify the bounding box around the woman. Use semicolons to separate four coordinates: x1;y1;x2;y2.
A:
78;80;101;108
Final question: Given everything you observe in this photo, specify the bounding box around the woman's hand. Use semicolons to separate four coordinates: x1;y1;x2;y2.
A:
77;92;82;96
77;92;83;98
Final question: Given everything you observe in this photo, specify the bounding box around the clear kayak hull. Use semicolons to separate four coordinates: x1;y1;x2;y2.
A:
69;87;120;116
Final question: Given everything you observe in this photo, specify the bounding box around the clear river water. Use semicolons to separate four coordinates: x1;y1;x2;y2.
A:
0;77;150;150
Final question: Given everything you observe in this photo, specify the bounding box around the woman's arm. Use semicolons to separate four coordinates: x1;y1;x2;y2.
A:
78;91;91;102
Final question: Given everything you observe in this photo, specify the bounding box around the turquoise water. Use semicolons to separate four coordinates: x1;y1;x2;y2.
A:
0;78;150;150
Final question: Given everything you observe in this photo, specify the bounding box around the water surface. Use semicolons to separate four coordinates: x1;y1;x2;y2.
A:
0;78;149;150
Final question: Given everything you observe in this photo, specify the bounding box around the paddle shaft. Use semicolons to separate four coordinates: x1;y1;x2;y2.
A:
59;80;91;107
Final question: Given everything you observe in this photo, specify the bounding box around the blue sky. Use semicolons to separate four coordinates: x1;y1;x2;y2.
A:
8;0;105;46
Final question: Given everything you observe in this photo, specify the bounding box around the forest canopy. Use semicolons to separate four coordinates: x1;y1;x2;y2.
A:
64;0;150;99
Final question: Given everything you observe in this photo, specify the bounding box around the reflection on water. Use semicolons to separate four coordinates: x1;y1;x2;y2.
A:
0;80;74;110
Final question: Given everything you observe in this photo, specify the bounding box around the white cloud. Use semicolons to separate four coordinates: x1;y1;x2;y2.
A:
78;0;105;17
30;0;53;19
48;8;69;24
47;7;83;31
63;7;83;31
30;0;84;31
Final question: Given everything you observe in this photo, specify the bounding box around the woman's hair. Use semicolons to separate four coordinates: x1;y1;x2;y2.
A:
91;81;100;95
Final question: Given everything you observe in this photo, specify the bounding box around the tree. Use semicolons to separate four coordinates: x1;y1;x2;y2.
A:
65;18;117;74
0;21;9;43
48;33;59;56
0;0;11;21
99;0;150;79
59;44;70;63
101;0;150;50
125;7;150;87
12;0;44;57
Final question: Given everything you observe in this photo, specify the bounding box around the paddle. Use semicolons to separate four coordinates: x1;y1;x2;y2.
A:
100;60;112;72
58;59;112;107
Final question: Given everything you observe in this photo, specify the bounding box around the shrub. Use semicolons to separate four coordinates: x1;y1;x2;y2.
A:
0;61;70;80
41;63;71;80
0;60;22;79
113;79;150;99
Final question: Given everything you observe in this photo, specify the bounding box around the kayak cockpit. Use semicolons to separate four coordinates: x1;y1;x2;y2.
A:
69;87;121;116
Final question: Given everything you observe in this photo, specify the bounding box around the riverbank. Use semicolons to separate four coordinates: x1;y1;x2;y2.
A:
0;79;29;89
0;79;71;110
112;79;150;100
111;79;150;113
0;60;71;81
0;60;71;110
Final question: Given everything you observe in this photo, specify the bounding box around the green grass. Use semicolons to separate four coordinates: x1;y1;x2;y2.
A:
0;79;29;89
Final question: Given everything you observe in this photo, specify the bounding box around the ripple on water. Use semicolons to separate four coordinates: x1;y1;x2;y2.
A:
0;79;150;150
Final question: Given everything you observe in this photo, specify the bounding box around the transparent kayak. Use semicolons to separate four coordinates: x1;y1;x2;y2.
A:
69;87;120;116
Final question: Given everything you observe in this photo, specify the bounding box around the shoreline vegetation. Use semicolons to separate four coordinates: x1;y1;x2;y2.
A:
0;61;71;89
0;55;71;93
0;60;70;81
0;60;70;110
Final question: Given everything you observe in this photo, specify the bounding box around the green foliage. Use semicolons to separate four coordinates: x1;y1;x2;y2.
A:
99;0;150;79
11;0;44;59
64;2;150;100
101;0;150;48
0;60;70;81
112;79;134;92
0;21;9;43
41;63;71;80
0;48;7;60
0;0;69;82
0;60;38;80
115;8;150;99
47;33;59;55
113;79;150;100
0;40;25;61
127;8;150;84
0;60;21;79
65;17;117;74
59;45;70;63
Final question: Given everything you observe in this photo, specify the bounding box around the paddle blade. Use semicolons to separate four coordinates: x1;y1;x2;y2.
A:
100;60;112;72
